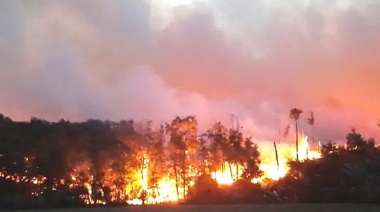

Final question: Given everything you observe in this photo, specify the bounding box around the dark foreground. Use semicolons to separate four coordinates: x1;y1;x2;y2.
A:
6;204;380;212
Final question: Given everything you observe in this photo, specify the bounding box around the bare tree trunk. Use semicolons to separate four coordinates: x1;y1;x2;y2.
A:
222;152;225;172
274;142;279;172
228;162;234;181
236;163;239;181
295;121;299;162
182;159;186;200
174;163;179;200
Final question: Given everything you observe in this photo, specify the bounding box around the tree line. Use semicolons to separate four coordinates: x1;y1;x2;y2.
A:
0;111;380;209
0;114;262;208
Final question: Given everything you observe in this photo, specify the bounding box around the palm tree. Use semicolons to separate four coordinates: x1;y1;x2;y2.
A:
307;111;315;147
289;108;303;161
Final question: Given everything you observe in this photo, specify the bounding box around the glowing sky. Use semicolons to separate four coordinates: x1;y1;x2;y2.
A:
0;0;379;143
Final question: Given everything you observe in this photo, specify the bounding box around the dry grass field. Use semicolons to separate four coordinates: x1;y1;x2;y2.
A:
6;204;380;212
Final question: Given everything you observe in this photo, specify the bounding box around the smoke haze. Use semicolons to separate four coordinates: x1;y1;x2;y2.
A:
1;0;380;144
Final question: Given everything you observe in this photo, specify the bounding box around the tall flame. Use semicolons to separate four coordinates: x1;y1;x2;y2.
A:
84;135;322;205
211;163;242;185
0;134;321;205
127;156;184;205
210;134;321;185
259;134;321;182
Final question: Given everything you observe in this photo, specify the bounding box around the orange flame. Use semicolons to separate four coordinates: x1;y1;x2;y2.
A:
211;134;321;185
126;134;322;205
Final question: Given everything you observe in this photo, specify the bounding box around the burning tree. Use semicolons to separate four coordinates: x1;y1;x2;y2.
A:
145;125;167;200
205;121;263;185
307;111;315;146
166;116;199;200
289;108;303;162
227;128;244;181
241;137;263;181
206;122;229;179
2;111;380;208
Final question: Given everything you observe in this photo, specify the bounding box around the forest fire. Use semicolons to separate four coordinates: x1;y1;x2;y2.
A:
258;135;321;181
211;163;238;185
209;135;321;184
0;114;340;208
126;156;181;205
0;130;321;206
123;135;321;205
2;0;380;208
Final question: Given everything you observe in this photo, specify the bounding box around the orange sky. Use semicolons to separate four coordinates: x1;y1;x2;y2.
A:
0;0;379;143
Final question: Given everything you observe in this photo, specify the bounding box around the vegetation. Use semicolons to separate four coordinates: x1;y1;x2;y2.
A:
273;130;380;203
0;112;380;209
289;108;303;161
307;112;315;146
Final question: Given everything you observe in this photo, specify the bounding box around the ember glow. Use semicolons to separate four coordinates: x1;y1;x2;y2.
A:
0;129;321;206
259;162;289;181
210;134;321;186
124;135;321;205
1;0;380;208
126;156;181;205
211;162;241;185
259;135;321;181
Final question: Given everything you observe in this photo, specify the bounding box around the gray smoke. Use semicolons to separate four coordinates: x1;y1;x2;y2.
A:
0;0;379;144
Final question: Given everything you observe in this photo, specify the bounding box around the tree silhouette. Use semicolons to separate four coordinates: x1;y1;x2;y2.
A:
307;111;315;146
166;116;199;200
321;140;339;157
228;128;244;180
289;108;303;161
346;129;367;150
241;137;262;180
3;111;380;206
206;122;229;178
283;124;290;139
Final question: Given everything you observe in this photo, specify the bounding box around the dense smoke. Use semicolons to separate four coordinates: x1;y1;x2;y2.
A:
0;0;379;143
